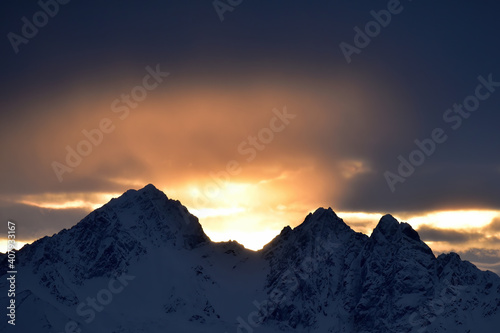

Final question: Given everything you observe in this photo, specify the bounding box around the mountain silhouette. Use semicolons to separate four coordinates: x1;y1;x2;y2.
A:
1;184;498;332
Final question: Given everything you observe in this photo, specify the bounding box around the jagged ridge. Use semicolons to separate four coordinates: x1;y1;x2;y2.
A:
0;185;498;333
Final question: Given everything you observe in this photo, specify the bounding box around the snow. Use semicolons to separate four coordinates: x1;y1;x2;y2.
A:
0;185;498;332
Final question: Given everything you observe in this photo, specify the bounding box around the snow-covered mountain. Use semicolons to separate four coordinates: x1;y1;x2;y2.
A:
1;184;499;332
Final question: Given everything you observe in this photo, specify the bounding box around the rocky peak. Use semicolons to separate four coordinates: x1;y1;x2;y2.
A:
374;214;399;234
295;207;351;236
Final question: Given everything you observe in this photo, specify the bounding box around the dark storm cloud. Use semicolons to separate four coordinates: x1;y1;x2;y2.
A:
336;164;500;213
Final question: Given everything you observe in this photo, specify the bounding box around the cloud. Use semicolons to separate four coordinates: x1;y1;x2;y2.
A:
417;225;482;244
0;200;89;241
413;226;500;276
1;1;500;260
453;248;500;277
336;165;500;213
486;218;500;232
0;69;407;204
2;65;500;217
415;224;500;252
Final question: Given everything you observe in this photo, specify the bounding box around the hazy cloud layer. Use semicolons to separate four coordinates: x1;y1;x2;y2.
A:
454;249;500;276
417;225;500;246
0;200;88;241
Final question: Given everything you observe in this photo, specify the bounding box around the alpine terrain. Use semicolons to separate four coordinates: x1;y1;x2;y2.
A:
1;184;499;332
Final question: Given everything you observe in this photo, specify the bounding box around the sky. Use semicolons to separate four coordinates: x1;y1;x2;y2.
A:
1;0;500;274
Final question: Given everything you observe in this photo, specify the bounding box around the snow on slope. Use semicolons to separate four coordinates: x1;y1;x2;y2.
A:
0;185;498;332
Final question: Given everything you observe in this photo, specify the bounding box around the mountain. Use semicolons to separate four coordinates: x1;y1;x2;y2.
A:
1;184;499;332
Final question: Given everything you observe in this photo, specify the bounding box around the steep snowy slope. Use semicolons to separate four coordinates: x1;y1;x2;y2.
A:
260;208;368;332
0;185;267;333
1;184;498;332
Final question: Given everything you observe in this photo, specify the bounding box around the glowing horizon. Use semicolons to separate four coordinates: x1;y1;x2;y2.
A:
2;185;499;254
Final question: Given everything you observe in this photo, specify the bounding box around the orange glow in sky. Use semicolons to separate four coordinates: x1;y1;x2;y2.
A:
1;70;498;265
2;183;499;253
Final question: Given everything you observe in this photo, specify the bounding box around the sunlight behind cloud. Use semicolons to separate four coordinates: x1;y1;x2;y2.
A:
6;183;500;258
15;192;121;211
206;229;281;251
0;239;28;253
404;210;499;230
189;207;246;218
337;211;385;235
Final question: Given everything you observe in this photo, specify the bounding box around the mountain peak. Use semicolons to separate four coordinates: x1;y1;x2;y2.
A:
103;184;208;248
378;213;399;228
119;183;167;202
372;214;400;237
292;207;353;241
141;183;162;194
4;196;500;333
437;252;462;266
301;207;341;226
263;207;355;257
30;184;207;264
370;214;432;256
311;207;339;219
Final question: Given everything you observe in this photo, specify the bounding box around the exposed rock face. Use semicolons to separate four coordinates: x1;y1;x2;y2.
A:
1;185;499;333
